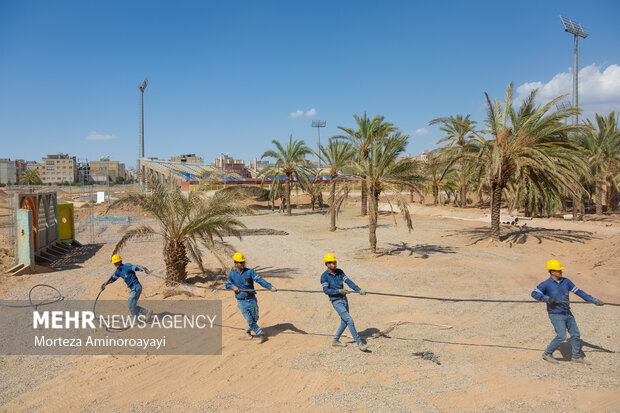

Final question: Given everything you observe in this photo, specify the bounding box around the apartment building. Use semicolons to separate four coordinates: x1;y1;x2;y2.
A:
0;159;17;184
213;153;252;178
171;154;204;164
90;157;126;183
39;153;78;183
214;153;245;172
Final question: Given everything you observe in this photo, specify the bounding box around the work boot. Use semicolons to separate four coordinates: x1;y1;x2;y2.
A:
571;357;592;365
542;353;558;364
257;335;266;344
145;309;153;323
358;342;368;352
332;340;347;347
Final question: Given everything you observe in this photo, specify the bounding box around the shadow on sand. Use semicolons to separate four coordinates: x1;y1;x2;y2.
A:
377;242;458;258
456;226;597;245
46;243;105;270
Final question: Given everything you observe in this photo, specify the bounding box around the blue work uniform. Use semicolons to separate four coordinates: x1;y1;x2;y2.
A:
531;276;598;358
320;269;362;344
226;268;273;336
108;263;147;317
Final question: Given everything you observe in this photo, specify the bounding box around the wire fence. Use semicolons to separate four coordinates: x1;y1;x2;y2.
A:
3;184;153;246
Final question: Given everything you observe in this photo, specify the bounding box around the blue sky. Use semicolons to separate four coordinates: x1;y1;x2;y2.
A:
1;0;619;168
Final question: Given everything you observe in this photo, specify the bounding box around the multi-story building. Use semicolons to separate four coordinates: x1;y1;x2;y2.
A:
171;154;204;164
15;160;27;183
413;150;430;162
214;153;245;172
39;153;78;183
0;158;18;184
214;154;251;178
247;158;271;171
90;157;126;183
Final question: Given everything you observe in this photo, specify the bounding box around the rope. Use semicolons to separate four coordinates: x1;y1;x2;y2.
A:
92;286;139;332
0;284;64;309
1;272;616;311
140;268;620;306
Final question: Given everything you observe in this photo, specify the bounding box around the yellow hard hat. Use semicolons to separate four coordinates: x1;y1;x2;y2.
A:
323;253;337;263
546;259;564;271
111;254;122;264
232;252;246;262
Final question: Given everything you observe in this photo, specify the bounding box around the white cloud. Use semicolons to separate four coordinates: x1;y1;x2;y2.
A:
515;64;620;119
414;128;428;136
86;131;119;141
290;108;317;118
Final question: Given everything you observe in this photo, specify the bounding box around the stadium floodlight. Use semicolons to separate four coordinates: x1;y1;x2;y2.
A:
555;100;573;124
138;78;148;189
312;120;326;167
560;16;588;125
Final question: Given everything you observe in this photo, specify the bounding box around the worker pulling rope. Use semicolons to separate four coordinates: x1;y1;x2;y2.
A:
1;271;617;308
138;267;620;306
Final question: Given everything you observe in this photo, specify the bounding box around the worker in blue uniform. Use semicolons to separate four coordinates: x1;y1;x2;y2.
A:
320;253;368;351
226;252;277;344
532;259;604;364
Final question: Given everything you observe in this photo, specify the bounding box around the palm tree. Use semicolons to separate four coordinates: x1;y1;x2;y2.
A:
353;131;426;253
19;169;43;185
475;83;585;241
336;113;396;216
424;151;458;205
429;114;478;207
298;173;324;211
260;135;314;216
317;138;356;231
578;112;620;214
111;177;250;283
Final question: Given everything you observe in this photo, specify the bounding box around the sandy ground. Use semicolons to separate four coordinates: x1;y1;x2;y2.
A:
0;198;619;412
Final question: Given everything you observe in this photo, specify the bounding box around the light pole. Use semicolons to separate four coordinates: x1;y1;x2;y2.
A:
105;159;110;207
138;78;148;189
560;16;588;125
312;120;326;168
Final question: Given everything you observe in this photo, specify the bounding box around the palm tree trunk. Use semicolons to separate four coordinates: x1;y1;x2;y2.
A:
595;182;603;215
524;177;531;218
572;196;578;221
330;177;336;232
490;182;502;241
432;184;439;205
285;175;292;216
164;240;190;283
368;187;379;254
360;176;368;216
606;176;617;212
460;165;467;207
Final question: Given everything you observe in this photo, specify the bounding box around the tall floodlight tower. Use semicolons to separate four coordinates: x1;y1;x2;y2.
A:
560;16;588;125
138;78;148;189
312;120;326;168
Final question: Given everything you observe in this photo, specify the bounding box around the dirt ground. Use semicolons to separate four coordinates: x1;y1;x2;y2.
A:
0;195;619;412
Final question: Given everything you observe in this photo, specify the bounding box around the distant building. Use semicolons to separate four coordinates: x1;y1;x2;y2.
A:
39;153;78;183
213;153;251;178
171;154;203;164
214;153;244;172
125;168;135;183
413;150;430;162
247;157;270;171
90;157;126;183
0;158;21;184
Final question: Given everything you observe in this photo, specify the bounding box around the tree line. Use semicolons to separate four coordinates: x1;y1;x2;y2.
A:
259;83;619;249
